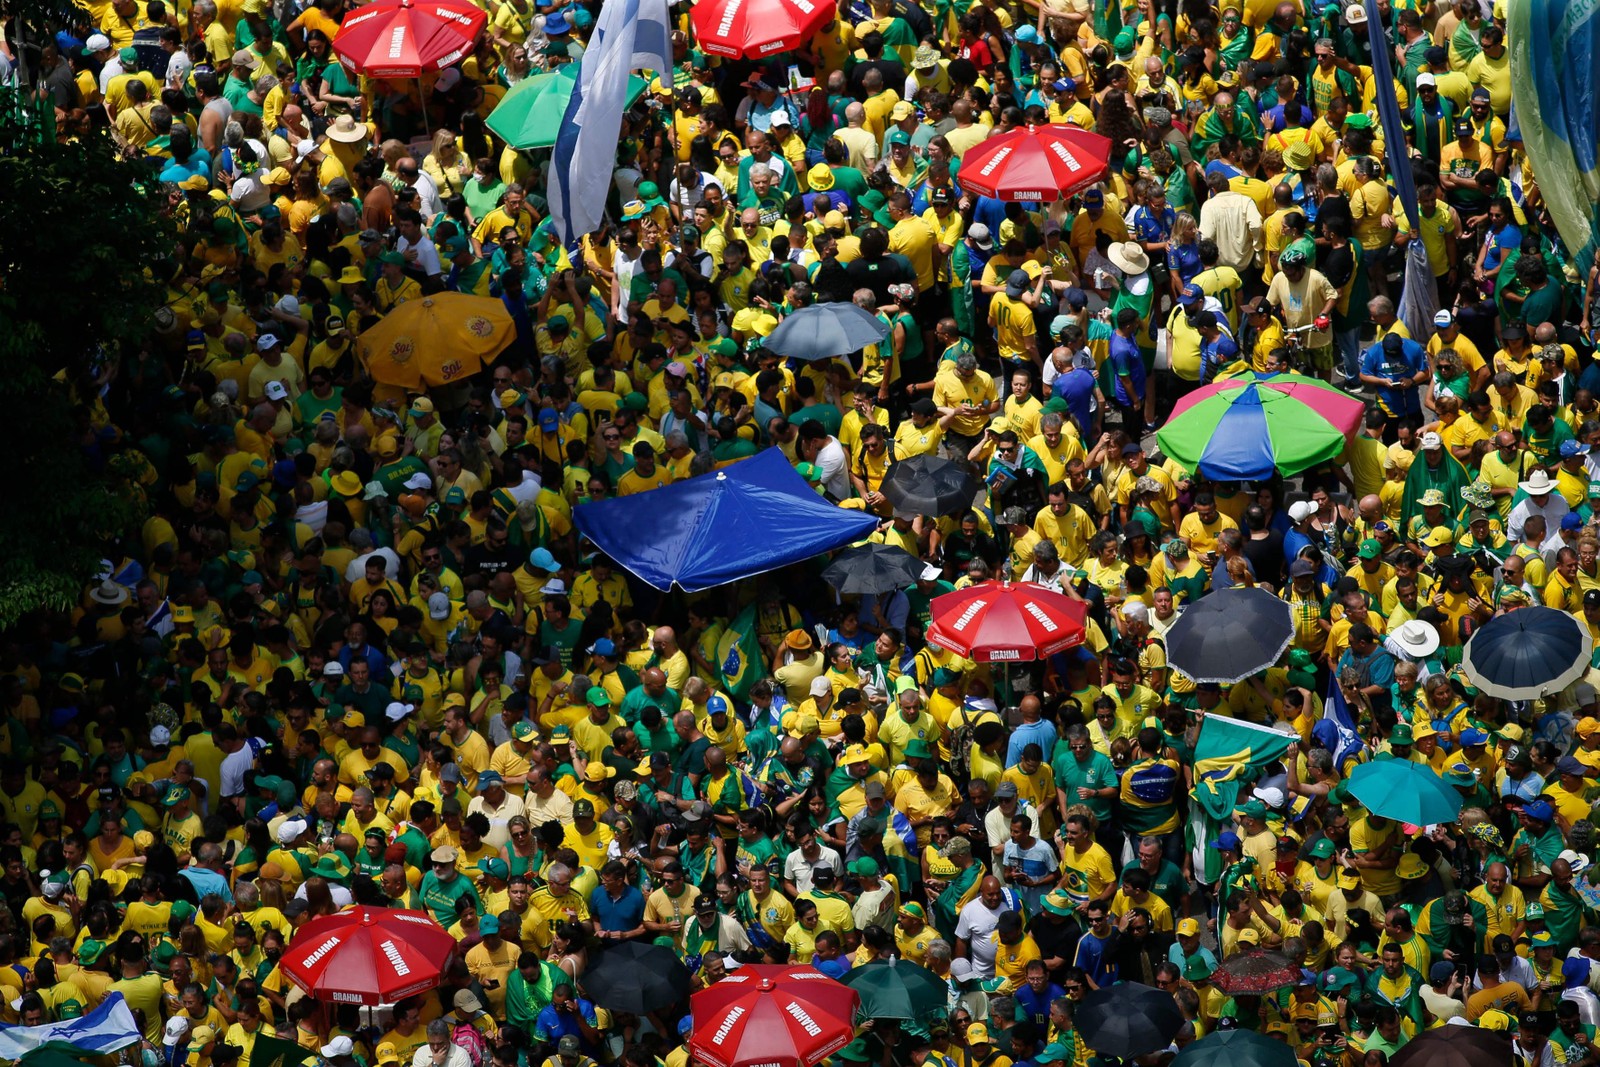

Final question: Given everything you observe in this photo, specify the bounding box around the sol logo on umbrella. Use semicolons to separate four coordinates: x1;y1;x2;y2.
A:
390;338;414;363
465;315;494;337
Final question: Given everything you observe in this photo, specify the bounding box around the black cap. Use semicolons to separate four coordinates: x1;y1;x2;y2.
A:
910;398;937;416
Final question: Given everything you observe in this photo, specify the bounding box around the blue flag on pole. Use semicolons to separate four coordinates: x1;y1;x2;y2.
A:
547;0;672;244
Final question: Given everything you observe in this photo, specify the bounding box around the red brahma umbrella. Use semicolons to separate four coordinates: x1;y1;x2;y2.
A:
925;580;1088;662
690;965;859;1067
333;0;487;78
690;0;835;58
959;124;1113;202
282;907;456;1005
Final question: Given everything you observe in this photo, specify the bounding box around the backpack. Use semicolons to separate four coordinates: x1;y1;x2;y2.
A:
946;703;985;789
453;1021;489;1067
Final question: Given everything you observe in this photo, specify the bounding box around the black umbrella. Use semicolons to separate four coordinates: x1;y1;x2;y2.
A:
1164;586;1295;685
881;455;981;518
1462;605;1590;699
763;302;889;361
821;544;925;596
1390;1025;1511;1067
580;941;692;1014
1075;982;1183;1060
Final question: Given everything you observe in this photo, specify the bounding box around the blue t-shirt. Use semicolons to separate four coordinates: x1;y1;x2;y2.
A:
1109;332;1146;406
589;883;646;934
1360;336;1428;417
1052;366;1097;439
534;999;600;1048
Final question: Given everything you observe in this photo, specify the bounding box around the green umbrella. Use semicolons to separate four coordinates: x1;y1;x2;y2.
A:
838;957;947;1022
487;64;650;150
1346;759;1464;826
1173;1029;1297;1067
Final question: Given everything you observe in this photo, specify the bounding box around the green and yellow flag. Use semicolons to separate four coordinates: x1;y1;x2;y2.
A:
715;604;766;701
1189;716;1298;883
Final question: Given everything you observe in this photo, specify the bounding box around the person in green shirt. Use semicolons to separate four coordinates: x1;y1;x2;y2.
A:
416;844;481;925
1050;725;1117;828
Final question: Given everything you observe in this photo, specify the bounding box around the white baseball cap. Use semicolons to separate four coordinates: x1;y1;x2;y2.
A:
85;33;111;52
321;1037;355;1058
277;817;309;844
1288;501;1315;523
1420;431;1444;450
264;381;289;401
404;472;433;491
164;1018;190;1045
427;591;452;621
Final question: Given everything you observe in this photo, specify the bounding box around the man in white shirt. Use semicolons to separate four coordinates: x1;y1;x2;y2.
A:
798;422;850;500
396;209;443;278
954;875;1012;977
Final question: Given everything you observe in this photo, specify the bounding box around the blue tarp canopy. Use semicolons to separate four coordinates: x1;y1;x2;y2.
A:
573;448;879;592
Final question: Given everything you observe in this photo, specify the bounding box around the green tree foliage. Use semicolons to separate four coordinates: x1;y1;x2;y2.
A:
0;95;175;625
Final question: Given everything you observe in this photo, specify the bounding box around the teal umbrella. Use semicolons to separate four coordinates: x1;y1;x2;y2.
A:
487;64;649;150
838;958;947;1022
1346;759;1463;825
1173;1029;1297;1067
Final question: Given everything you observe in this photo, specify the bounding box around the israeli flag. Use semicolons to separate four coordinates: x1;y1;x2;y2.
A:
1322;678;1364;772
547;0;673;244
0;992;140;1060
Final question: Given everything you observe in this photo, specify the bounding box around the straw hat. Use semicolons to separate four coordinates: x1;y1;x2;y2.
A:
1109;241;1150;275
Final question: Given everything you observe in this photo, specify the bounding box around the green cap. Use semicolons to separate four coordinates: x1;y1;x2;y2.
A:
380;250;405;266
1308;838;1336;859
903;738;933;760
119;46;137;63
709;336;738;358
1357;538;1382;559
1184;955;1215;981
171;900;197;922
163;784;191;807
1038;1045;1071;1065
77;939;106;965
513;720;538;740
1114;29;1136;53
587;686;612;707
848;857;880;878
1234;798;1267;820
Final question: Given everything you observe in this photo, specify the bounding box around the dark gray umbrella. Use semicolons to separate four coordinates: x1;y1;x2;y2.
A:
763;302;889;360
1163;586;1295;684
1076;982;1183;1060
881;455;981;518
581;941;691;1014
821;544;925;596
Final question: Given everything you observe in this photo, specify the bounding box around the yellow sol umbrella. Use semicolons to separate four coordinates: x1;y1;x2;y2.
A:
356;293;514;389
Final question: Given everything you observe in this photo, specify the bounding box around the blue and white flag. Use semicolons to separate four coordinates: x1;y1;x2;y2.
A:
0;992;139;1060
547;0;672;244
1317;677;1365;773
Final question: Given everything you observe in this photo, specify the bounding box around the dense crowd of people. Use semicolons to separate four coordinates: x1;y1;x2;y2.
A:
3;0;1599;1064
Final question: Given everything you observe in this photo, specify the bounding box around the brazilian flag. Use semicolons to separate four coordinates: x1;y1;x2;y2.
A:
1188;716;1297;883
715;604;766;702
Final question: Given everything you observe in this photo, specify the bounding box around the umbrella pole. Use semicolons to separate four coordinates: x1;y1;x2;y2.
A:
418;76;432;138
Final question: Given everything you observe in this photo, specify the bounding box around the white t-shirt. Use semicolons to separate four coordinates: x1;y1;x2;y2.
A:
955;899;1005;977
814;436;849;499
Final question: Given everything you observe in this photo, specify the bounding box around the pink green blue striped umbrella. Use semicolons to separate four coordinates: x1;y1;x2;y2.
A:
1156;373;1364;480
